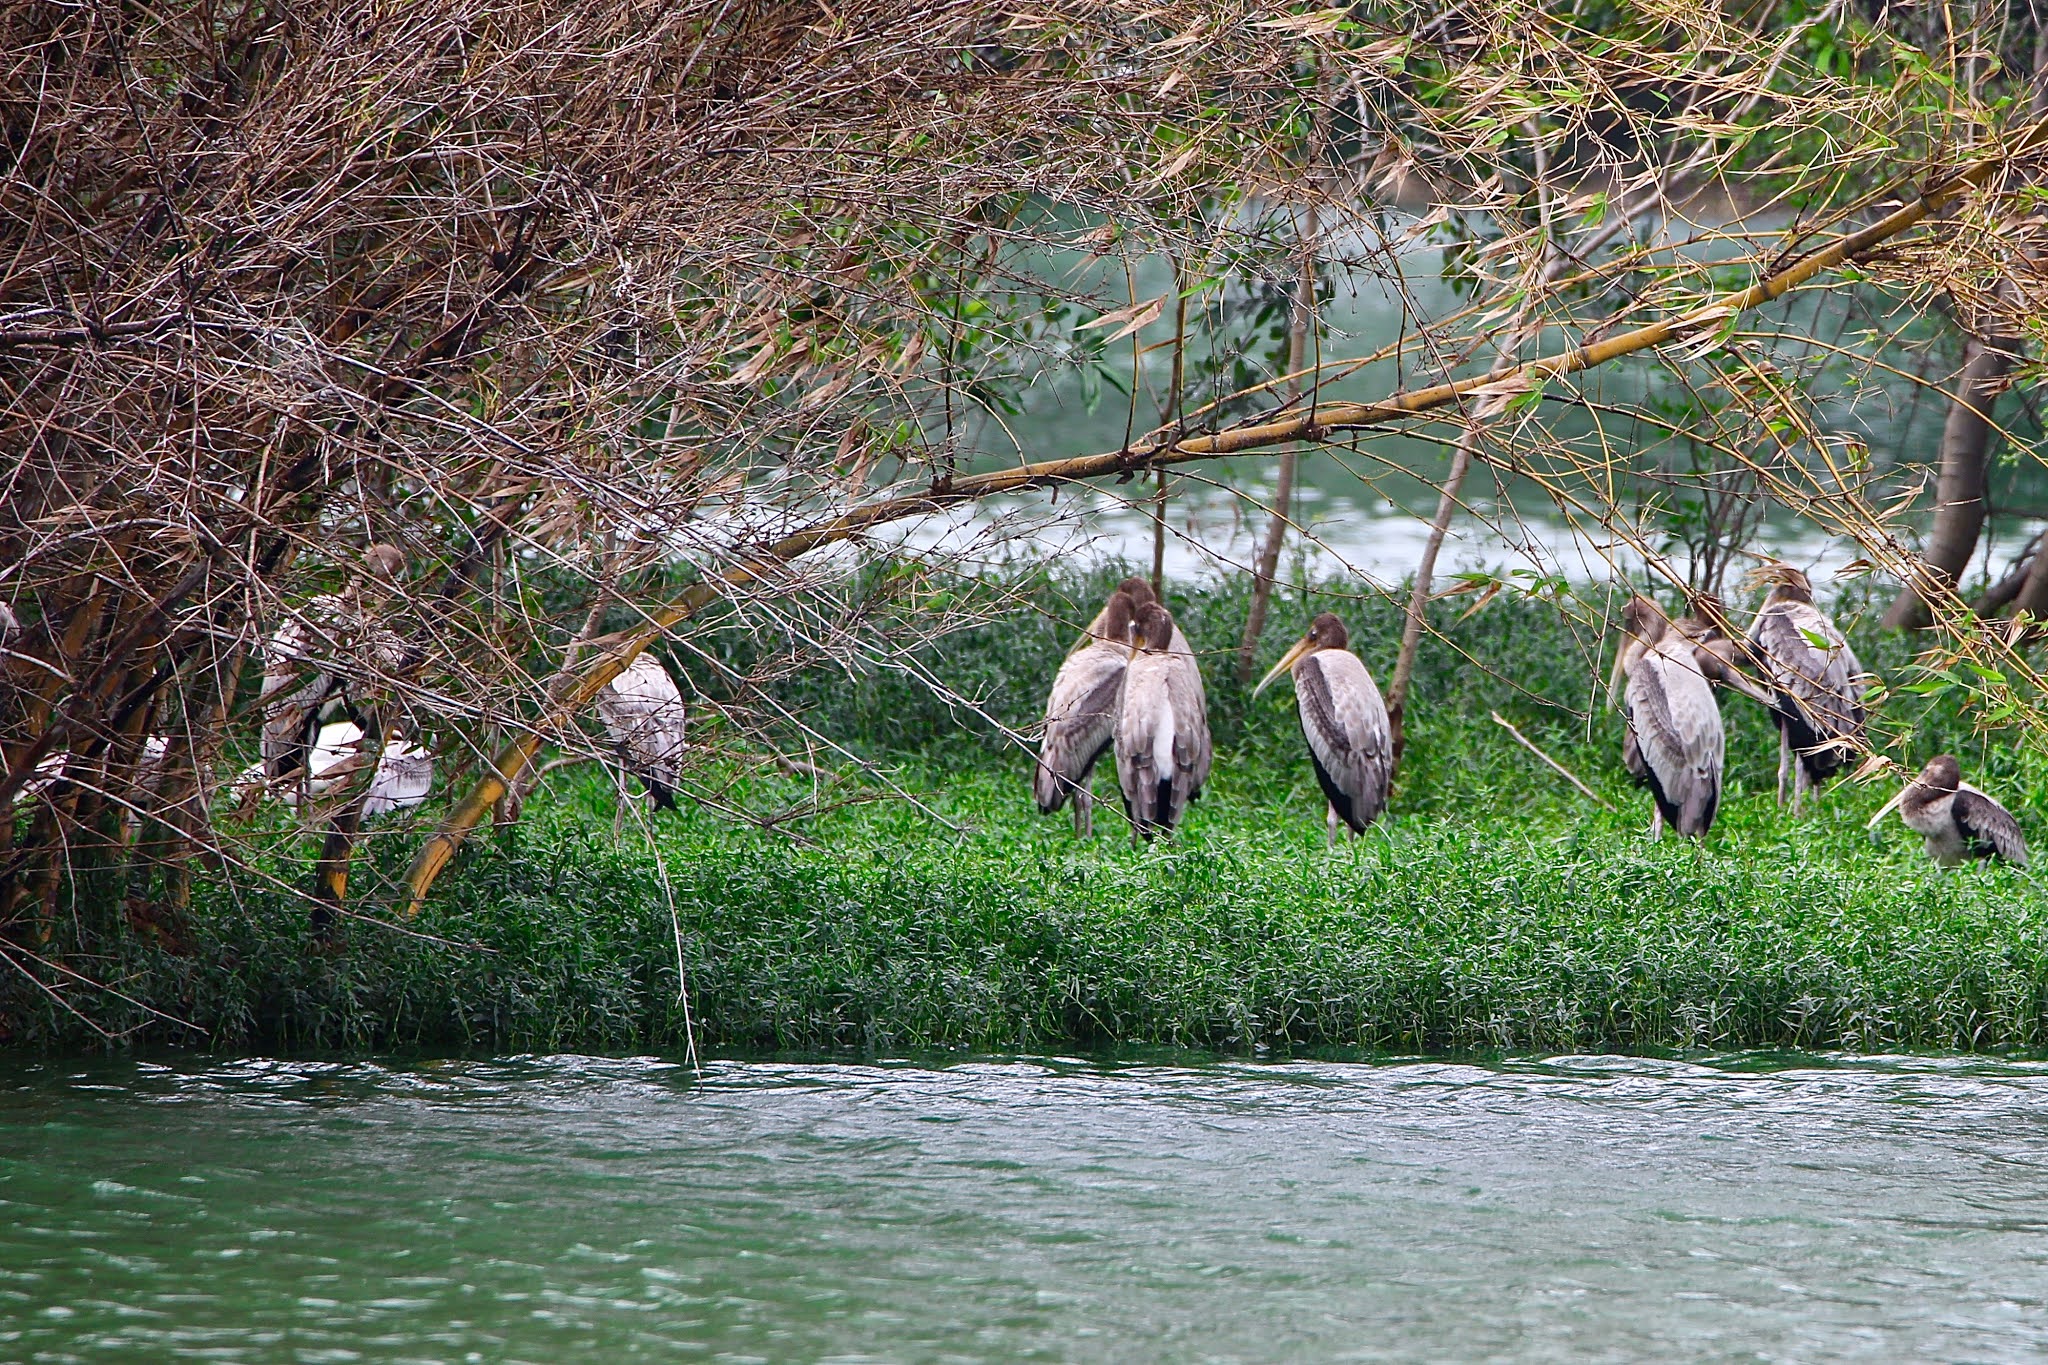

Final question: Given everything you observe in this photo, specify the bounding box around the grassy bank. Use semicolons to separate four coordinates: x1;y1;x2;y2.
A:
13;572;2048;1054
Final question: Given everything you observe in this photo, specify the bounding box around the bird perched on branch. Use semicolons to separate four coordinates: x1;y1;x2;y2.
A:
260;544;409;792
1034;587;1139;837
597;652;688;821
1611;594;1724;840
1255;613;1391;842
1867;755;2026;868
1743;563;1865;813
1115;602;1211;842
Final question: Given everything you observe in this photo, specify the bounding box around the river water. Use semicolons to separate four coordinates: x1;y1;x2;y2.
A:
6;1053;2048;1361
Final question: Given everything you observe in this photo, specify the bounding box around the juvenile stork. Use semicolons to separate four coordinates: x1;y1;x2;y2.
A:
1867;755;2027;868
260;544;409;791
1611;595;1725;840
1116;578;1211;799
1744;563;1866;812
597;653;688;822
1254;613;1391;841
1115;602;1212;842
1034;588;1138;837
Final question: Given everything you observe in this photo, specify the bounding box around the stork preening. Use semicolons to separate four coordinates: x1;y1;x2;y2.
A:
597;653;689;826
1112;578;1210;792
1744;563;1866;812
1611;595;1725;840
1114;602;1212;841
1867;755;2027;868
260;544;409;792
1254;614;1391;842
1034;588;1138;837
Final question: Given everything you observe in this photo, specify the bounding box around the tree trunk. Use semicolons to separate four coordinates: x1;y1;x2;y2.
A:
1880;330;2015;629
1386;431;1477;759
1236;207;1317;683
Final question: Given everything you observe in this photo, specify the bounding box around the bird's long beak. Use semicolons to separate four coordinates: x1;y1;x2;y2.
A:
1865;785;1910;831
1254;637;1315;699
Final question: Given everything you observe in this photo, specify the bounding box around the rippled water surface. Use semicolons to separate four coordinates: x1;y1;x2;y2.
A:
7;1053;2048;1361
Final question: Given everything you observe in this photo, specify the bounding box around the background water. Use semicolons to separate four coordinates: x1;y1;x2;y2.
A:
7;1052;2048;1362
904;237;2048;591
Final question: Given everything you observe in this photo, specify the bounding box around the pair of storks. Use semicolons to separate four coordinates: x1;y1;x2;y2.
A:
253;546;688;823
1614;564;2025;866
1035;579;1390;843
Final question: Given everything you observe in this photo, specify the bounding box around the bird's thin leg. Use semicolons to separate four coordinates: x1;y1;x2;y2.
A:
1792;760;1808;818
1326;804;1340;848
613;783;627;843
1074;786;1092;840
1649;807;1664;842
1776;728;1790;807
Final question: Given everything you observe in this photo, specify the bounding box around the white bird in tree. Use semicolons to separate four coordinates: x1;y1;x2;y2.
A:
1114;602;1211;842
1034;587;1139;838
1611;595;1724;840
1254;613;1392;843
233;721;434;818
597;652;688;823
1742;563;1866;813
260;544;409;792
1867;755;2027;868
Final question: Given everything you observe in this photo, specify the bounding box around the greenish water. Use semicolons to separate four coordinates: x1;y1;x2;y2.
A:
7;1054;2048;1361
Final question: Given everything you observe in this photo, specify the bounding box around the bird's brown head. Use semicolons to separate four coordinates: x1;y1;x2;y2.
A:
1307;613;1349;651
1680;590;1733;642
1746;560;1814;604
1118;577;1158;608
1133;601;1175;653
1918;754;1962;794
1620;595;1666;643
1097;590;1137;644
363;544;406;582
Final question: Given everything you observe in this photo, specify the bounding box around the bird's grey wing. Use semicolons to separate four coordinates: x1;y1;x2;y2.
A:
1752;604;1860;727
1165;649;1211;793
1954;789;2028;866
1629;650;1721;815
1035;644;1125;808
599;658;688;779
1114;661;1169;820
1298;651;1391;826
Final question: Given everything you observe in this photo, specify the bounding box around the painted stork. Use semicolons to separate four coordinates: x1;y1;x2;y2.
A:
233;721;434;818
1610;595;1724;840
1112;577;1211;799
597;653;688;818
1743;563;1866;812
1254;613;1391;841
1866;755;2027;868
1114;602;1212;842
1034;588;1138;837
260;544;409;790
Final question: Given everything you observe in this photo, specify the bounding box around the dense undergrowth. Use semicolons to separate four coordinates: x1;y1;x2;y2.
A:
13;569;2048;1055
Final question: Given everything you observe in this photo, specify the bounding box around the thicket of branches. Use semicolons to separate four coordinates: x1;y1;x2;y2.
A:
5;0;2048;1020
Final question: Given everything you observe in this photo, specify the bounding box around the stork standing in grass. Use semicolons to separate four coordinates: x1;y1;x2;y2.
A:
1112;579;1209;792
1114;602;1211;842
1254;613;1391;842
1034;588;1138;837
597;652;688;833
1867;755;2027;867
1743;563;1866;813
1611;595;1724;840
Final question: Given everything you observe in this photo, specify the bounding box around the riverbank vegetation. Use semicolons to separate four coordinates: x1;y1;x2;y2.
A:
6;1;2048;1050
16;574;2047;1055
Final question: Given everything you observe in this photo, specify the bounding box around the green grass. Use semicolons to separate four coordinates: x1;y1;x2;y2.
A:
12;570;2048;1056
